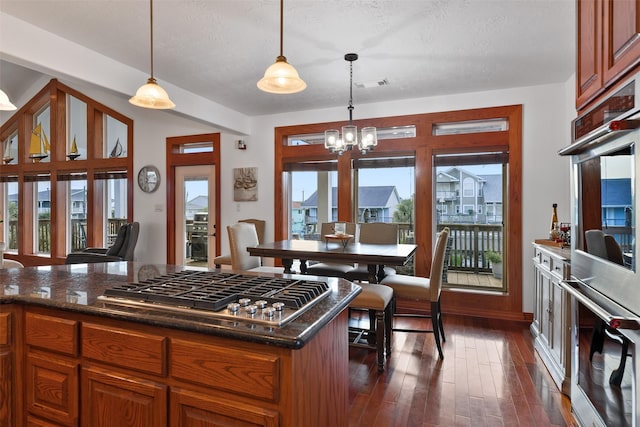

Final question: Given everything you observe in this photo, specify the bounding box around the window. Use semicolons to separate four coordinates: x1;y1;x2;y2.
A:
0;79;133;263
275;105;522;319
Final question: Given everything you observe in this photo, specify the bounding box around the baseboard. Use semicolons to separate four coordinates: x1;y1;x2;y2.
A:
396;298;533;323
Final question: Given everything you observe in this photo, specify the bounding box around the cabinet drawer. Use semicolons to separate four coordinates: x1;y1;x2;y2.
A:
26;352;79;426
26;312;78;357
82;323;166;376
538;251;552;271
0;312;10;346
171;338;280;402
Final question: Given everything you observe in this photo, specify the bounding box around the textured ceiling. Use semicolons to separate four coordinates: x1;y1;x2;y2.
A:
0;0;575;116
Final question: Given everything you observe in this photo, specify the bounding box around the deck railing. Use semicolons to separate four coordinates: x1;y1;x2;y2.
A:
438;223;503;274
3;218;127;253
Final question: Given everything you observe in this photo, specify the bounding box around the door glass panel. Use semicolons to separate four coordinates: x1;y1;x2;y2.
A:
175;165;214;269
435;158;505;291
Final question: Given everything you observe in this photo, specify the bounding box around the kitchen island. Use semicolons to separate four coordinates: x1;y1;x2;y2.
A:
0;262;361;427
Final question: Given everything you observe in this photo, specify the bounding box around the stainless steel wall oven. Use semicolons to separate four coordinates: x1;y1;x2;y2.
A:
560;72;639;426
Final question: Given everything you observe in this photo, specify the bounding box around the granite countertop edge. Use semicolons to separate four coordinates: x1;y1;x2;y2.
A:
0;262;362;349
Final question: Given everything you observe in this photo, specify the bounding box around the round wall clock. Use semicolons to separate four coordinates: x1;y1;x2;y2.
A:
137;165;160;193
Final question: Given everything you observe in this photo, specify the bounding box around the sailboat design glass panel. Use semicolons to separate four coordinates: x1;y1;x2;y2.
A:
30;105;51;163
105;115;127;158
67;96;86;160
2;132;17;165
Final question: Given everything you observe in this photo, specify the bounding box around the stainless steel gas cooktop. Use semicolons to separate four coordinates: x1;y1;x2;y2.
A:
97;270;330;326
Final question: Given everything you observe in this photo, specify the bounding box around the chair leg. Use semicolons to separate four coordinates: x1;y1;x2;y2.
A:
609;336;630;386
431;301;444;360
385;301;393;357
590;320;605;361
376;309;386;372
437;299;446;343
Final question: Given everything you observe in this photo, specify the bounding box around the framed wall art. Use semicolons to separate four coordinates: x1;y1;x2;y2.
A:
233;167;258;201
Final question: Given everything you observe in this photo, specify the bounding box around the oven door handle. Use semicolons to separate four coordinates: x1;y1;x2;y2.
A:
560;280;640;330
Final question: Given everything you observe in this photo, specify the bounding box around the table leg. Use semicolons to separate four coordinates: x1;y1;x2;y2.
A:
281;258;294;274
367;264;378;283
376;264;387;283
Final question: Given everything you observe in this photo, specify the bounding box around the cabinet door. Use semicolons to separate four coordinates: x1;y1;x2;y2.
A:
603;0;640;85
82;366;167;427
539;271;553;348
577;0;604;108
532;261;543;335
550;278;565;363
170;388;279;427
0;351;11;427
26;352;79;426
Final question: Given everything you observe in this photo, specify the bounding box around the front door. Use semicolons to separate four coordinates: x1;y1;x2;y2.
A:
175;165;216;268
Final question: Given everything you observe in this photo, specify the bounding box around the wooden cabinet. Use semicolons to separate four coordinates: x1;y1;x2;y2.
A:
531;244;571;395
0;309;14;427
577;0;640;109
16;306;349;427
82;366;167;427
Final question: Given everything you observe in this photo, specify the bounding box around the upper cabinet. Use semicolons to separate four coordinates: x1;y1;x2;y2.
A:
577;0;640;110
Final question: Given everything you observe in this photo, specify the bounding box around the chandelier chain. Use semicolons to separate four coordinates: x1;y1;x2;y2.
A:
149;0;154;79
348;58;354;123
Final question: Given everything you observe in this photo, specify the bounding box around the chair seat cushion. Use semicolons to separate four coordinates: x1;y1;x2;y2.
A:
380;274;431;301
213;254;231;265
305;262;353;278
349;283;393;311
247;266;283;274
344;265;396;282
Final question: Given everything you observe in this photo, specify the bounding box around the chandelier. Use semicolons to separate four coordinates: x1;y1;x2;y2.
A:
324;53;377;155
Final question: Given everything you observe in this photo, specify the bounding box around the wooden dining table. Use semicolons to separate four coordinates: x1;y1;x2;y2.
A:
247;239;417;283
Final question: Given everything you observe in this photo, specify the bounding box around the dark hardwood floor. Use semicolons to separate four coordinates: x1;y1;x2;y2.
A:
348;314;577;427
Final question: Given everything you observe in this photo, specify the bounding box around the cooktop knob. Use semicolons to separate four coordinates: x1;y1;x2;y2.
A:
238;298;251;307
245;304;257;315
227;302;240;313
263;307;276;317
272;302;285;311
255;300;268;309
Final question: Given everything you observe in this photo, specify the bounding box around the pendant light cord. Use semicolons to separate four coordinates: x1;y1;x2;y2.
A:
348;59;354;124
149;0;155;79
279;0;284;58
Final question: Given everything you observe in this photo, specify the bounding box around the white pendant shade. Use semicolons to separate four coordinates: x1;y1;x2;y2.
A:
129;77;176;109
258;56;307;94
0;90;17;111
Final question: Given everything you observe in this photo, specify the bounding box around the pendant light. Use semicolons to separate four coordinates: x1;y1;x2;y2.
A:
129;0;175;109
257;0;306;94
324;53;377;155
0;90;17;111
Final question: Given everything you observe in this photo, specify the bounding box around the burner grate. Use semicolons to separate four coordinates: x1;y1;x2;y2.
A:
102;271;330;312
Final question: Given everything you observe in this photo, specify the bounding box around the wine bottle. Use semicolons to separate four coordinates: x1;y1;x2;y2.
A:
550;203;559;240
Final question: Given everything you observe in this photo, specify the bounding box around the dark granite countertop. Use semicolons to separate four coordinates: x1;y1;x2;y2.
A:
0;262;361;349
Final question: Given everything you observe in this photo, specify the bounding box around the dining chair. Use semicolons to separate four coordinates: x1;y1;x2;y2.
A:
215;219;266;268
305;222;359;278
1;259;24;269
344;222;399;282
227;222;282;273
379;227;449;359
348;282;394;372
